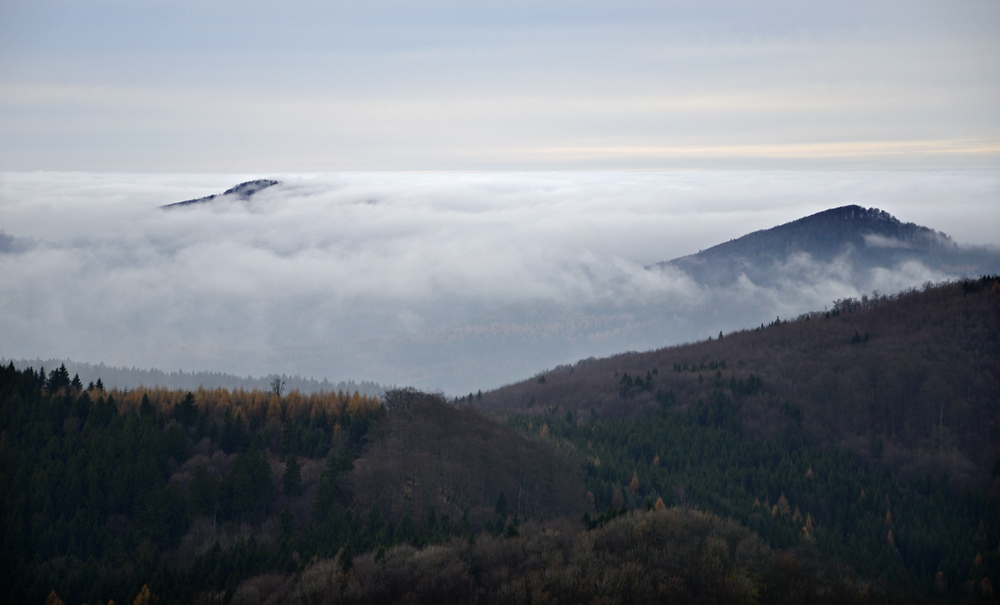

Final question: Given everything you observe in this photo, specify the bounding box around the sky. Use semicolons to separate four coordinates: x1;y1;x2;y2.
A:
1;0;999;171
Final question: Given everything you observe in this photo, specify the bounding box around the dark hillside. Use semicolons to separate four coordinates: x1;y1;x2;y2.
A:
0;369;587;604
350;389;588;529
657;205;998;286
480;277;1000;490
479;278;999;598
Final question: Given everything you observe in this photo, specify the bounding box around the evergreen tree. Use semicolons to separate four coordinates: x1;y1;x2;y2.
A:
283;455;302;497
174;392;198;428
47;364;70;392
140;393;155;418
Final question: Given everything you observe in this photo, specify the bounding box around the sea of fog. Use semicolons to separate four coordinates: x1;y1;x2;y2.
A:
2;170;998;393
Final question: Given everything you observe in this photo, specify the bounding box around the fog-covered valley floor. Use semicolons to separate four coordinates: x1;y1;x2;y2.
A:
2;170;998;393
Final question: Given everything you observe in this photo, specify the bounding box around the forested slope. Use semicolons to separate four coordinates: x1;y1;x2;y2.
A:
659;205;998;286
481;276;1000;489
2;277;998;603
475;277;999;600
0;371;579;604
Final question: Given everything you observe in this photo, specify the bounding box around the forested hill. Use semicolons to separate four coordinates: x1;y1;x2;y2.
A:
2;279;998;603
0;372;587;604
656;205;998;286
473;277;998;601
480;276;1000;490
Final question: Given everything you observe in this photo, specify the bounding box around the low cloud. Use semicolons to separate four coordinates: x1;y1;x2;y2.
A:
0;170;996;392
863;233;912;249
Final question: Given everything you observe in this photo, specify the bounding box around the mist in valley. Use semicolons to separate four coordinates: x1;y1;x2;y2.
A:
2;170;997;393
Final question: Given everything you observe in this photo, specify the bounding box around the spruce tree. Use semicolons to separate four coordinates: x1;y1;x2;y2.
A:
283;455;302;497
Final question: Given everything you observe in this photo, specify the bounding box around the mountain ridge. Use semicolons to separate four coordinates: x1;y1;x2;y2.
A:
479;275;1000;490
653;204;991;288
161;179;279;209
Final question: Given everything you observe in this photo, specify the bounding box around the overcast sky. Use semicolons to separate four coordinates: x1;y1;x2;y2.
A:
2;0;998;171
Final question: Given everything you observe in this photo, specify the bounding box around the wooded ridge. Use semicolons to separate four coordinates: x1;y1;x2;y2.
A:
2;277;997;603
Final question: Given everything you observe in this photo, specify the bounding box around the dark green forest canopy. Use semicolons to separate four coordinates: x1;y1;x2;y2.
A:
2;277;998;604
0;375;585;604
505;386;998;599
0;367;390;604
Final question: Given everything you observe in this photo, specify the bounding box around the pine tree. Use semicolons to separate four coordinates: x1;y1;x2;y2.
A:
46;364;70;392
174;392;198;427
283;455;303;497
140;393;155;418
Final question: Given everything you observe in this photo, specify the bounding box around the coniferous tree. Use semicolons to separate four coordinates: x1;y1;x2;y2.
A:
283;455;302;497
46;364;70;392
189;464;218;519
174;392;198;427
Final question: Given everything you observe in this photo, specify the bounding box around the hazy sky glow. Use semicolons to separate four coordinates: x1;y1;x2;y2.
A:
2;0;999;171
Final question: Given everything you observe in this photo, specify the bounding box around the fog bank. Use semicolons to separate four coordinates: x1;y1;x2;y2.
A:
1;171;997;392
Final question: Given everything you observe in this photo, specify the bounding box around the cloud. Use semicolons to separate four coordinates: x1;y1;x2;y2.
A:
0;230;33;253
863;234;912;249
0;170;997;392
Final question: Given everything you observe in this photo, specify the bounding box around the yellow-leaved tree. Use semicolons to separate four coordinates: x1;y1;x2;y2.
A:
44;589;64;605
777;493;790;517
133;584;156;605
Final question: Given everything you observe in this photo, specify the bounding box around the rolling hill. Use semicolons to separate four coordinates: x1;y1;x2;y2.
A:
3;278;997;603
480;276;1000;490
657;205;991;286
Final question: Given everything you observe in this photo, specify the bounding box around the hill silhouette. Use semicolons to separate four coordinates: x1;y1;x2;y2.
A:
657;205;996;287
161;179;279;209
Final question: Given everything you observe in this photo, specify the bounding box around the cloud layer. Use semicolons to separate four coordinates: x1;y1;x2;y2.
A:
1;170;997;392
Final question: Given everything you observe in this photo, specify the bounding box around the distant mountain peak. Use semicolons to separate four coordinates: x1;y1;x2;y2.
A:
814;204;899;223
161;179;279;209
657;205;972;286
728;205;950;249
